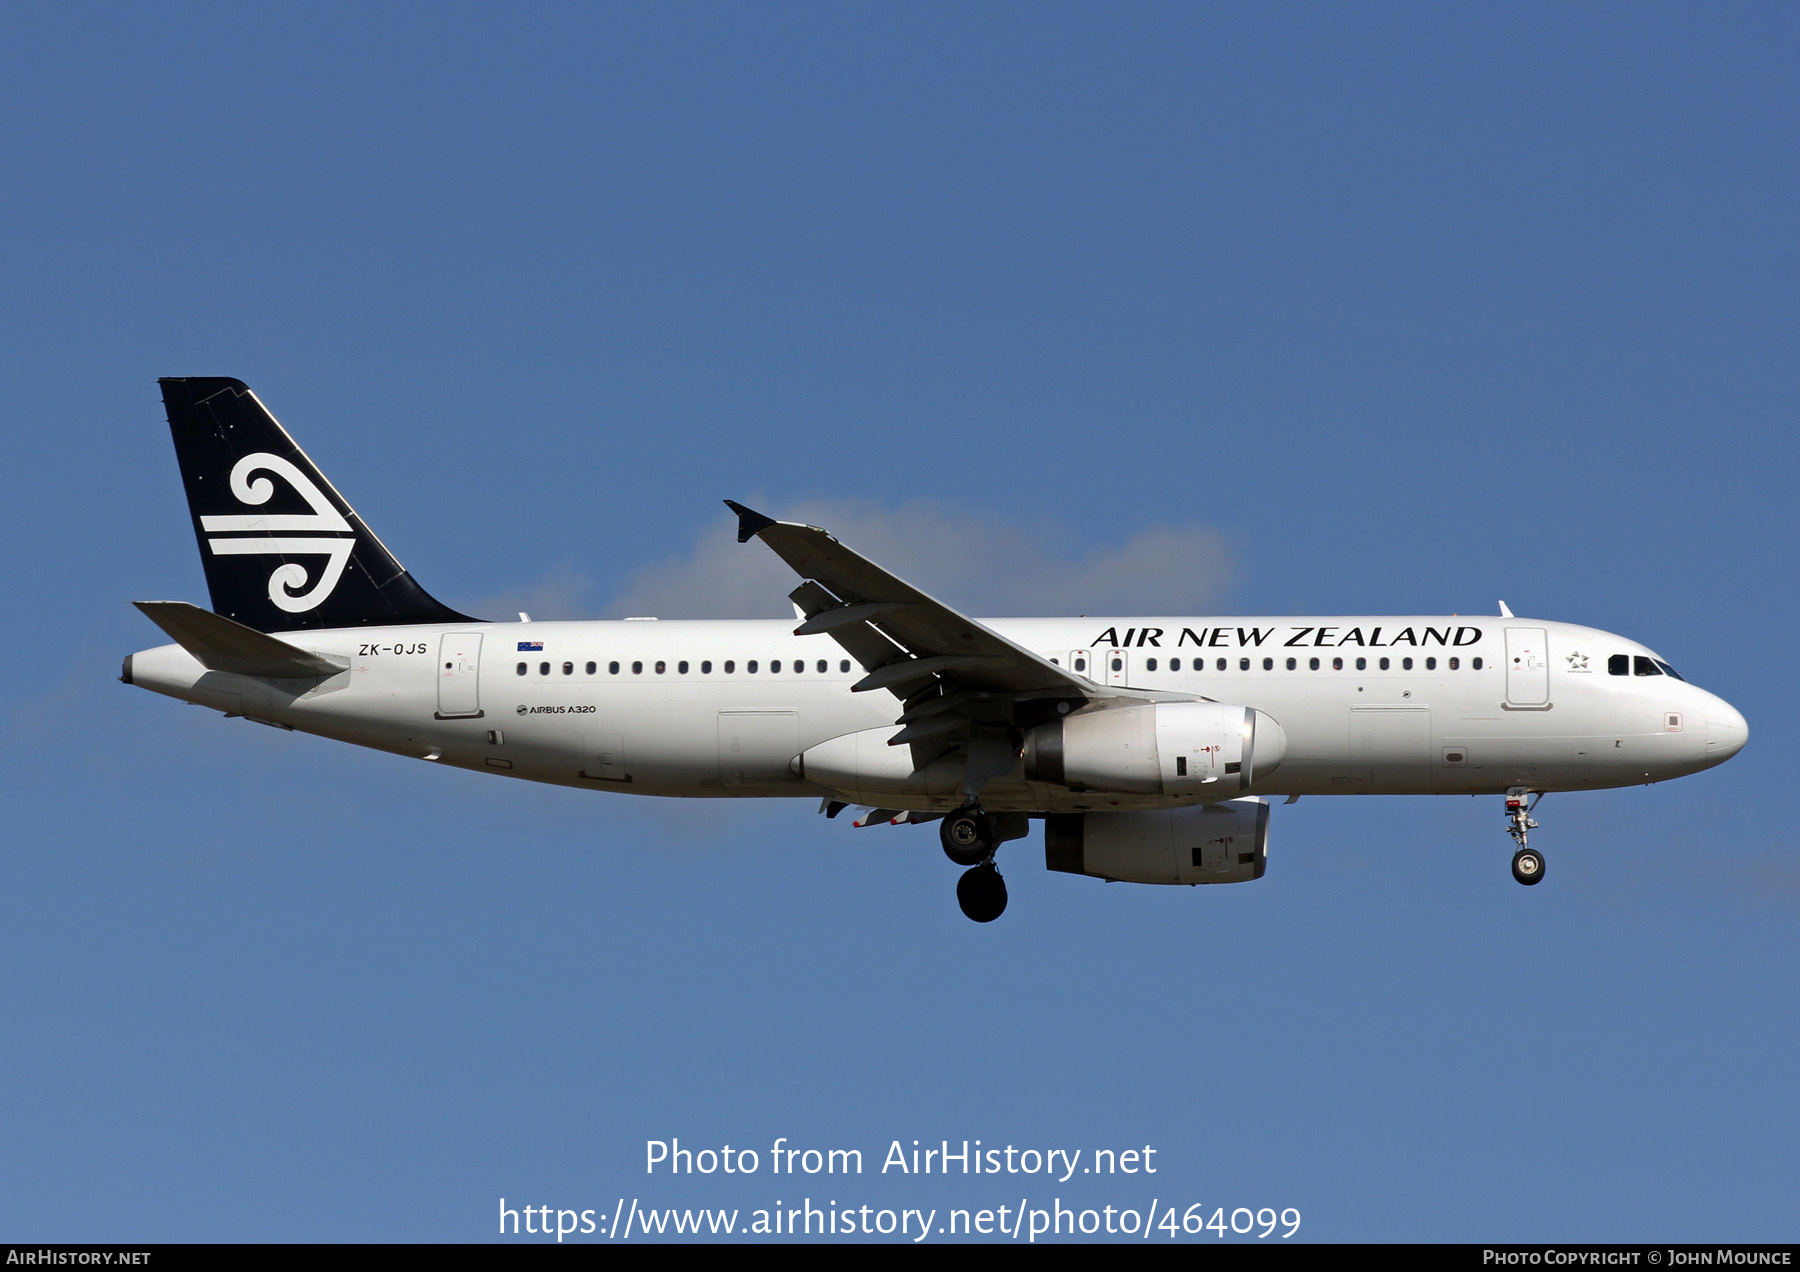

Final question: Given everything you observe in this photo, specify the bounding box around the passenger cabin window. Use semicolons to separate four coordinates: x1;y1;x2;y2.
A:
1170;658;1181;671
840;660;851;673
1216;658;1227;671
1332;657;1343;670
563;661;574;675
748;660;759;673
1074;657;1087;672
1473;657;1483;670
724;660;735;673
1286;658;1296;670
516;662;526;676
539;662;550;676
817;660;827;673
678;660;689;674
632;661;643;674
585;661;596;675
609;661;620;675
1425;657;1437;670
1355;657;1366;670
1379;657;1389;670
701;660;712;673
1263;658;1274;671
1403;657;1413;670
1309;657;1320;670
1239;658;1250;670
1145;657;1158;671
1449;657;1460;670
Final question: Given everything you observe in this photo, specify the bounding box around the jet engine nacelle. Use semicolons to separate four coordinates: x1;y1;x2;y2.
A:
1022;701;1286;796
1044;799;1270;885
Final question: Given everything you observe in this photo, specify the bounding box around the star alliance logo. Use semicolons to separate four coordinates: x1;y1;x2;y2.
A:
1565;651;1590;671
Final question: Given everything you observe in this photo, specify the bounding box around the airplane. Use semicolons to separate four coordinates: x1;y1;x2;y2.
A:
122;378;1749;922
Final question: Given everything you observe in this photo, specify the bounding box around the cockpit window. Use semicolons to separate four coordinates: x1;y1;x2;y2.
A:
1654;660;1685;682
1608;654;1629;676
1634;656;1661;677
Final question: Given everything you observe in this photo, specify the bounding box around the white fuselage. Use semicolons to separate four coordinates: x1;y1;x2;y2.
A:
125;615;1747;812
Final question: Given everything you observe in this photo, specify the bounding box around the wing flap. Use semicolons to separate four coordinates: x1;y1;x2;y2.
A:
787;581;908;684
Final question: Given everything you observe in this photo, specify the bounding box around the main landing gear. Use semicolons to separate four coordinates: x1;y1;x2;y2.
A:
1505;786;1545;887
956;864;1008;924
940;807;992;866
941;805;1007;922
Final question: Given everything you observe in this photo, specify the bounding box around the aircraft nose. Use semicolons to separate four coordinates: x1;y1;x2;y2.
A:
1704;698;1749;763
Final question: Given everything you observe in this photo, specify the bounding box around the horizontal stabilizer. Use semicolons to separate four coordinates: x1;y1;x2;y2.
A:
133;601;349;679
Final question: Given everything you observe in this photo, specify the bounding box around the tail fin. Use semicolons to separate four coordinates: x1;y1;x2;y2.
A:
159;377;478;633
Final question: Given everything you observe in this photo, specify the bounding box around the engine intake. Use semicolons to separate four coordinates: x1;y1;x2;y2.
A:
1023;701;1286;795
1045;800;1270;885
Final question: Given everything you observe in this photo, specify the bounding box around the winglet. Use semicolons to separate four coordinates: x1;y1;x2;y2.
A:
724;500;778;544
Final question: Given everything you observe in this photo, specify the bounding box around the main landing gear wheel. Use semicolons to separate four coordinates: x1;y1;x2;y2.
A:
940;808;993;866
956;864;1008;922
1511;848;1545;886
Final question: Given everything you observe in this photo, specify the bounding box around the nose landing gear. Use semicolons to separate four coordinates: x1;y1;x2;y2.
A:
1505;786;1545;886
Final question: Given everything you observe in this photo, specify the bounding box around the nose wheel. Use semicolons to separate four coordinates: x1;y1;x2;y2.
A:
1504;787;1546;886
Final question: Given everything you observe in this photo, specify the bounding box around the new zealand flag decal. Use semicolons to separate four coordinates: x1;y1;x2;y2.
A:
518;641;543;652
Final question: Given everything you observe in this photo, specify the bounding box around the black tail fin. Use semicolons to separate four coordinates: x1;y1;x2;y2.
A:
159;377;478;633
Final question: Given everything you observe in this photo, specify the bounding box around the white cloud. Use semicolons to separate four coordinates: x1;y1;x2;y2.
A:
604;498;1241;619
454;562;596;624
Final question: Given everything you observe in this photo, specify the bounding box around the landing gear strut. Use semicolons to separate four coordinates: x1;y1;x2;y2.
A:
1505;786;1545;887
943;802;1008;920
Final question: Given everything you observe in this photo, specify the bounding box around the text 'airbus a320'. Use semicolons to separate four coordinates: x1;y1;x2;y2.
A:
123;379;1748;920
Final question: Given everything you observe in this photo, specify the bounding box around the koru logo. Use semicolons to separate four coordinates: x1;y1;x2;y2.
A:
199;453;354;613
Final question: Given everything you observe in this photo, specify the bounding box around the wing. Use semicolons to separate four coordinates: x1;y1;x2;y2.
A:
726;501;1197;792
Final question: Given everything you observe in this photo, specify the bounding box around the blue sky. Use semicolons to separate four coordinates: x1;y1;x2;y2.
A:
2;3;1795;1242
